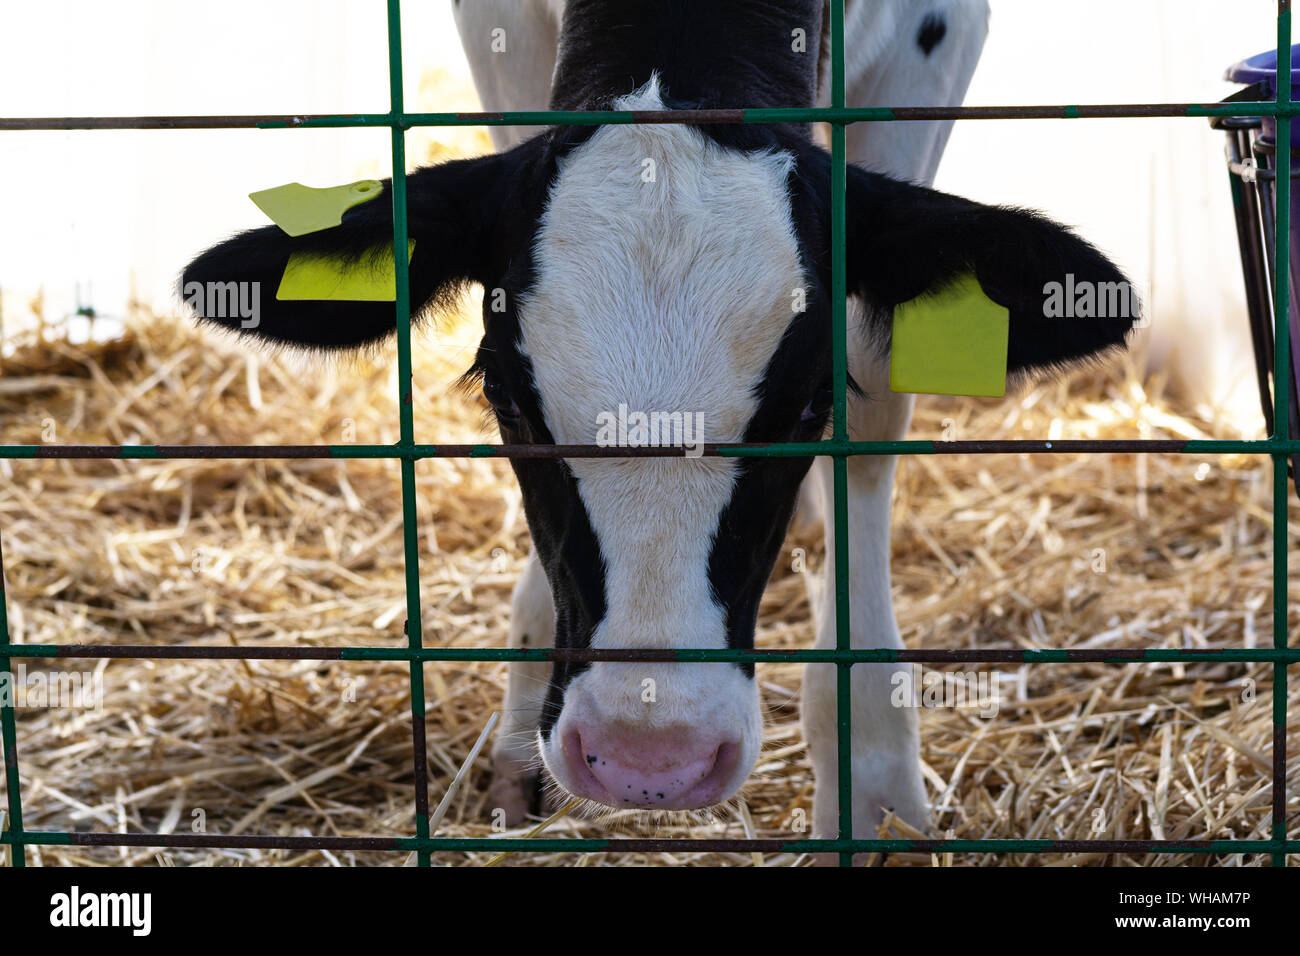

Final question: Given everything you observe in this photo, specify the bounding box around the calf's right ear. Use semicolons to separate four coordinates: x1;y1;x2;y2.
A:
179;148;521;350
842;164;1139;378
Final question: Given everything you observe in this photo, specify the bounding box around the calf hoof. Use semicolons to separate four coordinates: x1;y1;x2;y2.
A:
807;795;932;866
486;765;542;827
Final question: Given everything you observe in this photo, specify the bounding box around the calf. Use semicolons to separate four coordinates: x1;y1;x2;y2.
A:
182;0;1136;846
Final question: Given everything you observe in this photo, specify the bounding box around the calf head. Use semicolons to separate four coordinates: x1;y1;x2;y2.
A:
182;83;1137;812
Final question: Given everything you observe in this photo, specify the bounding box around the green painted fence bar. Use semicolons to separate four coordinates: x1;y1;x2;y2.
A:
0;531;24;867
829;0;855;868
8;102;1300;131
0;1;1293;867
1;829;1295;856
384;0;433;871
1271;0;1293;871
5;437;1300;459
0;644;1296;665
0;829;1296;856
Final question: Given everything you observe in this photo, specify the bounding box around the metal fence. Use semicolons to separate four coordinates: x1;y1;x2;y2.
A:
0;0;1296;867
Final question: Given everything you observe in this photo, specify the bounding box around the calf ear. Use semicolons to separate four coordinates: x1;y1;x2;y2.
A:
844;165;1138;376
179;150;517;350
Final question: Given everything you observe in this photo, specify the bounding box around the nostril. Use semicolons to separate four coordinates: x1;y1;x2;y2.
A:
562;729;612;800
686;741;740;803
713;742;740;777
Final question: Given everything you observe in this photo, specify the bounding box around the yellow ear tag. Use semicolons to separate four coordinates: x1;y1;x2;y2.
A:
277;241;416;302
250;180;384;237
889;272;1010;397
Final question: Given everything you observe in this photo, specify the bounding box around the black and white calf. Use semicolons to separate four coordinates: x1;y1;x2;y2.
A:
182;0;1136;843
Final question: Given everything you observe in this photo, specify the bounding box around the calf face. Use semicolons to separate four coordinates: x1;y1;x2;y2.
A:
182;80;1136;812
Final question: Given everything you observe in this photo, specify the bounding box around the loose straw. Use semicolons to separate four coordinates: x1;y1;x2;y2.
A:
736;800;763;867
2;302;1293;867
483;797;584;867
428;711;499;836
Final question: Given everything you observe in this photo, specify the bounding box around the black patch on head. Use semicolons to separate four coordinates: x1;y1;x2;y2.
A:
551;0;825;135
917;14;947;56
518;455;609;741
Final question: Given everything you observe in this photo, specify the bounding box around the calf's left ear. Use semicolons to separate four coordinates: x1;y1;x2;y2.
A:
178;145;529;351
843;165;1139;376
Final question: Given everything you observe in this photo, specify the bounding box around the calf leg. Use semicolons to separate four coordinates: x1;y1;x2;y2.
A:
803;370;927;852
486;547;555;824
452;0;563;152
835;0;989;183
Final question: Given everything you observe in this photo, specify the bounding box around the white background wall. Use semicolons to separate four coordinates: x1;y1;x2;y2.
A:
938;0;1279;425
0;0;469;332
0;0;1285;425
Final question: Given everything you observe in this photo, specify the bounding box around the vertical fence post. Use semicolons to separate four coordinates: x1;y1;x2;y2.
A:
385;0;432;868
0;530;26;866
1271;0;1292;870
828;0;855;867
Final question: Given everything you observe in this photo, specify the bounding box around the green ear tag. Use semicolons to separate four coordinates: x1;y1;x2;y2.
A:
250;180;384;237
889;272;1010;397
277;241;416;302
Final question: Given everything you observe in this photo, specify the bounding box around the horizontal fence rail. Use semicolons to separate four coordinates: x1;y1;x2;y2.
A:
0;0;1294;868
2;831;1297;856
6;101;1300;131
0;645;1297;665
2;439;1300;459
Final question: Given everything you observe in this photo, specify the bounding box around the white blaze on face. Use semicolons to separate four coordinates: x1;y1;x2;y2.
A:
518;81;807;803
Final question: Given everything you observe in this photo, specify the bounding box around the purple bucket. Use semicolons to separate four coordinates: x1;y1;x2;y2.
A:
1226;45;1300;148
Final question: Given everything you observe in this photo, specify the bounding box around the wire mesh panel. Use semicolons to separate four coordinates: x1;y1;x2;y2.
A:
0;0;1296;867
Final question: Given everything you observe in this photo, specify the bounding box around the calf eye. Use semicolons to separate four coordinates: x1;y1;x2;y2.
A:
483;373;521;427
800;387;834;424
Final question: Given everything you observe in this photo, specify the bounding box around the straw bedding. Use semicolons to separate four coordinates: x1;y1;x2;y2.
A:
0;116;1295;868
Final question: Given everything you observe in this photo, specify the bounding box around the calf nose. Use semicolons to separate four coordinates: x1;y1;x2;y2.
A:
561;725;741;809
